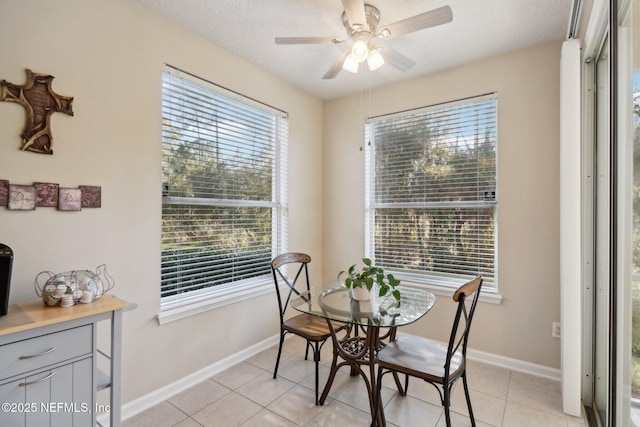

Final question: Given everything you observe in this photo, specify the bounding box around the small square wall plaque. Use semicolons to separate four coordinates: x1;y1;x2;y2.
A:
80;185;101;208
8;184;36;210
0;180;8;206
58;187;81;211
35;182;59;207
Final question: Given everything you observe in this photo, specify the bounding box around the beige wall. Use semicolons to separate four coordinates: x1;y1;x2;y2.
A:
323;41;562;368
0;0;323;403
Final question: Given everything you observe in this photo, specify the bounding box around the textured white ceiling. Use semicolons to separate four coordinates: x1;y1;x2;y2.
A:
135;0;574;100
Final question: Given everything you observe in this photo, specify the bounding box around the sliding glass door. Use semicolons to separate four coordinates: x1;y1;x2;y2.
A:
593;33;610;426
615;1;638;425
619;1;640;424
590;1;640;425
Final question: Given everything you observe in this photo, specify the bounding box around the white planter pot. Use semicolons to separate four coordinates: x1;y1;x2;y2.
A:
350;286;371;301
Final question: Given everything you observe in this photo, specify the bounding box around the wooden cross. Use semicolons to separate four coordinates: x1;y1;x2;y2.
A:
0;69;74;154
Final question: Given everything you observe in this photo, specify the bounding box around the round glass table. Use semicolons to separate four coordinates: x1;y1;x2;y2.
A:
291;283;436;425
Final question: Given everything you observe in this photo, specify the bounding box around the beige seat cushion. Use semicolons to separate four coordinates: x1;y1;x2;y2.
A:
376;334;463;382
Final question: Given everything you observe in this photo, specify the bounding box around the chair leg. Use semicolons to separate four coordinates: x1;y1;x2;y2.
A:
392;372;406;396
319;346;340;405
462;371;476;427
273;331;285;379
313;341;321;405
443;384;452;427
305;341;310;361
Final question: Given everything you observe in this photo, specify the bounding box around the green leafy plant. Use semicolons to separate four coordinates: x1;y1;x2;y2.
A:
337;258;401;301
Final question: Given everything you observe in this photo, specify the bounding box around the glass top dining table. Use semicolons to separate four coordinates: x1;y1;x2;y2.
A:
290;283;436;328
290;283;436;426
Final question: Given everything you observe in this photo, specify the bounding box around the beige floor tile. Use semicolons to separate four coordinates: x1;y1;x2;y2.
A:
236;371;297;406
502;401;568;427
212;361;266;390
246;345;294;372
380;370;409;392
507;375;564;417
167;379;231;415
275;354;318;383
125;342;589;427
450;386;506;427
306;399;373;427
191;392;262;427
510;370;561;392
240;408;298;426
435;410;496;427
267;384;327;425
466;360;511;399
333;374;396;414
383;394;442;427
298;364;354;400
172;417;204;427
405;377;446;406
122;401;187;427
281;335;312;353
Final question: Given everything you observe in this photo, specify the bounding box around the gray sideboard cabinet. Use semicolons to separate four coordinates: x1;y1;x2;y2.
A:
0;295;129;426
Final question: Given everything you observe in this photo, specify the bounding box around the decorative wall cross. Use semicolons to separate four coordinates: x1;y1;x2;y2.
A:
0;69;74;154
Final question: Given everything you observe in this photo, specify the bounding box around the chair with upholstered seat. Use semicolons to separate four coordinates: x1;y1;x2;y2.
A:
271;252;332;405
372;277;483;427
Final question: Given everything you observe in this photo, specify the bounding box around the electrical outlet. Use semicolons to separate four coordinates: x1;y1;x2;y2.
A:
552;322;561;339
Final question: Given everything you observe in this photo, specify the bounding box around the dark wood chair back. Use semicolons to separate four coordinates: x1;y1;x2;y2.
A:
271;252;312;321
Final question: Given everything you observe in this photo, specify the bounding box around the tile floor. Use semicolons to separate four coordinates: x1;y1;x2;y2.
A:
123;338;588;427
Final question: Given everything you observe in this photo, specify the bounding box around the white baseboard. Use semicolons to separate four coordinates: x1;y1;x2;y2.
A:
467;347;561;381
115;336;560;423
115;334;280;423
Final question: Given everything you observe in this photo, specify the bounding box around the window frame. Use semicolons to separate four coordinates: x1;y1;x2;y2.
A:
158;65;288;324
364;94;500;302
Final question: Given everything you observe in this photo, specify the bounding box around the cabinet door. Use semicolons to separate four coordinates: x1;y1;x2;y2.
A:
0;357;94;427
24;370;54;426
49;364;73;427
0;377;26;427
45;359;94;427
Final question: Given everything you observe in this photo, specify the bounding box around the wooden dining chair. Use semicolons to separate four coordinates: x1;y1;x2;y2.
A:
372;277;483;427
271;252;332;405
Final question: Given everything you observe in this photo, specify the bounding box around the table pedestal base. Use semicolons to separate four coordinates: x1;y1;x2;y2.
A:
320;323;404;426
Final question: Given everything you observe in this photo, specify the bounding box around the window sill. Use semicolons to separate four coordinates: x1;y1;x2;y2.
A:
157;278;274;325
402;280;502;304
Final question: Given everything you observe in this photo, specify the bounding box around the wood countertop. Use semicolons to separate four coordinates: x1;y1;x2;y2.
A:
0;295;129;337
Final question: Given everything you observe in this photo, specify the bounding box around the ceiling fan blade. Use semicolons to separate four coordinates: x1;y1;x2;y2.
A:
342;0;367;30
322;51;350;80
383;5;453;39
382;47;416;72
275;37;336;45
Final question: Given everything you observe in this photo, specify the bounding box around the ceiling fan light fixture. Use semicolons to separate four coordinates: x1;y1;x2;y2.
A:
377;28;391;39
342;53;360;73
367;48;384;71
351;40;369;63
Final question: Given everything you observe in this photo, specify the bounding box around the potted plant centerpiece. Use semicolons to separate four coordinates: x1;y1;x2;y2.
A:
338;258;401;302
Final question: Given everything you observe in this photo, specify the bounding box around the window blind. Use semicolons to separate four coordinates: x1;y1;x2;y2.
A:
365;95;497;288
161;66;288;310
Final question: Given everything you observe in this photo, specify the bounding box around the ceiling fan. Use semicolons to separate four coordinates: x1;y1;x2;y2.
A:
275;0;453;79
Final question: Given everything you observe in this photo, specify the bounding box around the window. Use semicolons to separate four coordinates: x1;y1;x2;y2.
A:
160;66;288;317
365;94;497;290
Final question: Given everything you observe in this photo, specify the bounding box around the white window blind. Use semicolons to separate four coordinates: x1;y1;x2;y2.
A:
365;94;497;289
161;66;288;311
